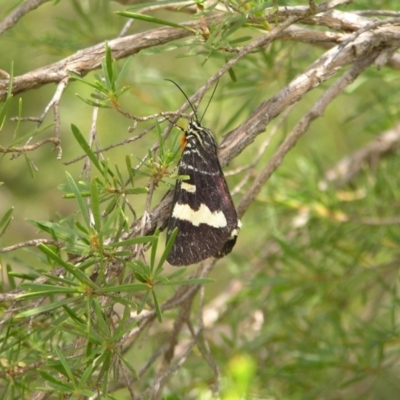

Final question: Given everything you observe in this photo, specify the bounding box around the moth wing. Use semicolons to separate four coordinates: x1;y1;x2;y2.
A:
166;148;238;266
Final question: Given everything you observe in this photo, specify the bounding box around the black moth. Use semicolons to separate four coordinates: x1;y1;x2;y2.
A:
166;83;241;266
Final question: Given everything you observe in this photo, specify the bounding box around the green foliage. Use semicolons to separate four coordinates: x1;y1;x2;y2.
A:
1;0;400;399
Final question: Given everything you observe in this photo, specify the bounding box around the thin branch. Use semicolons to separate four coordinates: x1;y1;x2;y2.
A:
355;10;400;17
237;49;381;218
4;3;398;102
0;0;50;36
228;105;294;196
0;14;225;101
0;239;61;253
150;292;194;399
321;123;400;187
0;137;61;154
353;217;400;226
64;124;154;165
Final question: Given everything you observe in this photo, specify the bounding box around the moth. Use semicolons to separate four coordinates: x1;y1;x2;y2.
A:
166;83;241;266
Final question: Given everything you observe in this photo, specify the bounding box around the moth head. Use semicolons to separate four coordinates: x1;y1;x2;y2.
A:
186;119;217;151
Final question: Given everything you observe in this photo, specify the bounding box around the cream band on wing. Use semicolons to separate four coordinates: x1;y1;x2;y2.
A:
181;182;196;193
172;202;227;228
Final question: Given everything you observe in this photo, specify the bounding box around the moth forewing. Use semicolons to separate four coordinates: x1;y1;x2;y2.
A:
166;119;241;267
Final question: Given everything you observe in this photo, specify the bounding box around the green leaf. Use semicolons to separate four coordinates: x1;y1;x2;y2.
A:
125;187;149;195
62;305;86;325
108;235;156;247
65;171;90;228
78;361;95;387
92;298;110;336
95;349;113;383
118;353;139;380
16;296;81;318
115;56;133;88
7;271;37;280
37;244;97;288
71;124;105;174
157;227;178;272
115;11;195;32
137;289;150;314
0;206;13;238
53;344;76;383
103;42;115;91
39;370;74;391
18;283;80;297
41;273;81;287
90;179;103;255
152;289;162;322
140;42;188;55
98;283;150;293
150;228;159;273
6;264;16;290
23;153;36;179
76;94;110;108
0;62;14;131
158;278;214;286
111;306;137;342
69;72;102;91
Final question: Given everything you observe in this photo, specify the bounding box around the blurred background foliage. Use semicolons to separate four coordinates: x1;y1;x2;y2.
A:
1;0;400;399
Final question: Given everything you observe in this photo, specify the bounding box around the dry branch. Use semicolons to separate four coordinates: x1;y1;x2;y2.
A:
322;123;400;187
0;0;51;36
0;15;224;101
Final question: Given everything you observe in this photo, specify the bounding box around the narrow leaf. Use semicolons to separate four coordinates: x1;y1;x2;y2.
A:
108;235;156;247
71;124;104;174
152;289;162;322
0;207;13;238
90;179;103;254
115;11;195;32
98;283;150;293
125;187;149;195
37;244;97;288
65;171;90;228
53;344;76;383
150;228;159;273
16;296;80;318
157;227;177;272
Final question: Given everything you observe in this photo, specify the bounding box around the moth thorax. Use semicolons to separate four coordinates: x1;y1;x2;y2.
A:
187;121;216;149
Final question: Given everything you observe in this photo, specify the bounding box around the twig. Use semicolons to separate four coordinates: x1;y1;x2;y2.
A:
355;10;400;17
2;3;381;102
0;137;61;154
64;124;154;165
0;0;50;36
0;239;61;253
321;123;400;187
145;335;200;400
150;290;194;399
188;285;220;394
228;105;294;196
0;14;225;101
64;111;184;167
237;49;381;218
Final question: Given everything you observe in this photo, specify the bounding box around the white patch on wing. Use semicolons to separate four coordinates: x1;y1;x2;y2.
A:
172;202;227;228
181;182;196;193
179;162;219;176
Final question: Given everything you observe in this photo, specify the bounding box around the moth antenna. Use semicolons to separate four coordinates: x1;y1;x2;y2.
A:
163;114;185;132
165;79;199;122
200;79;219;123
